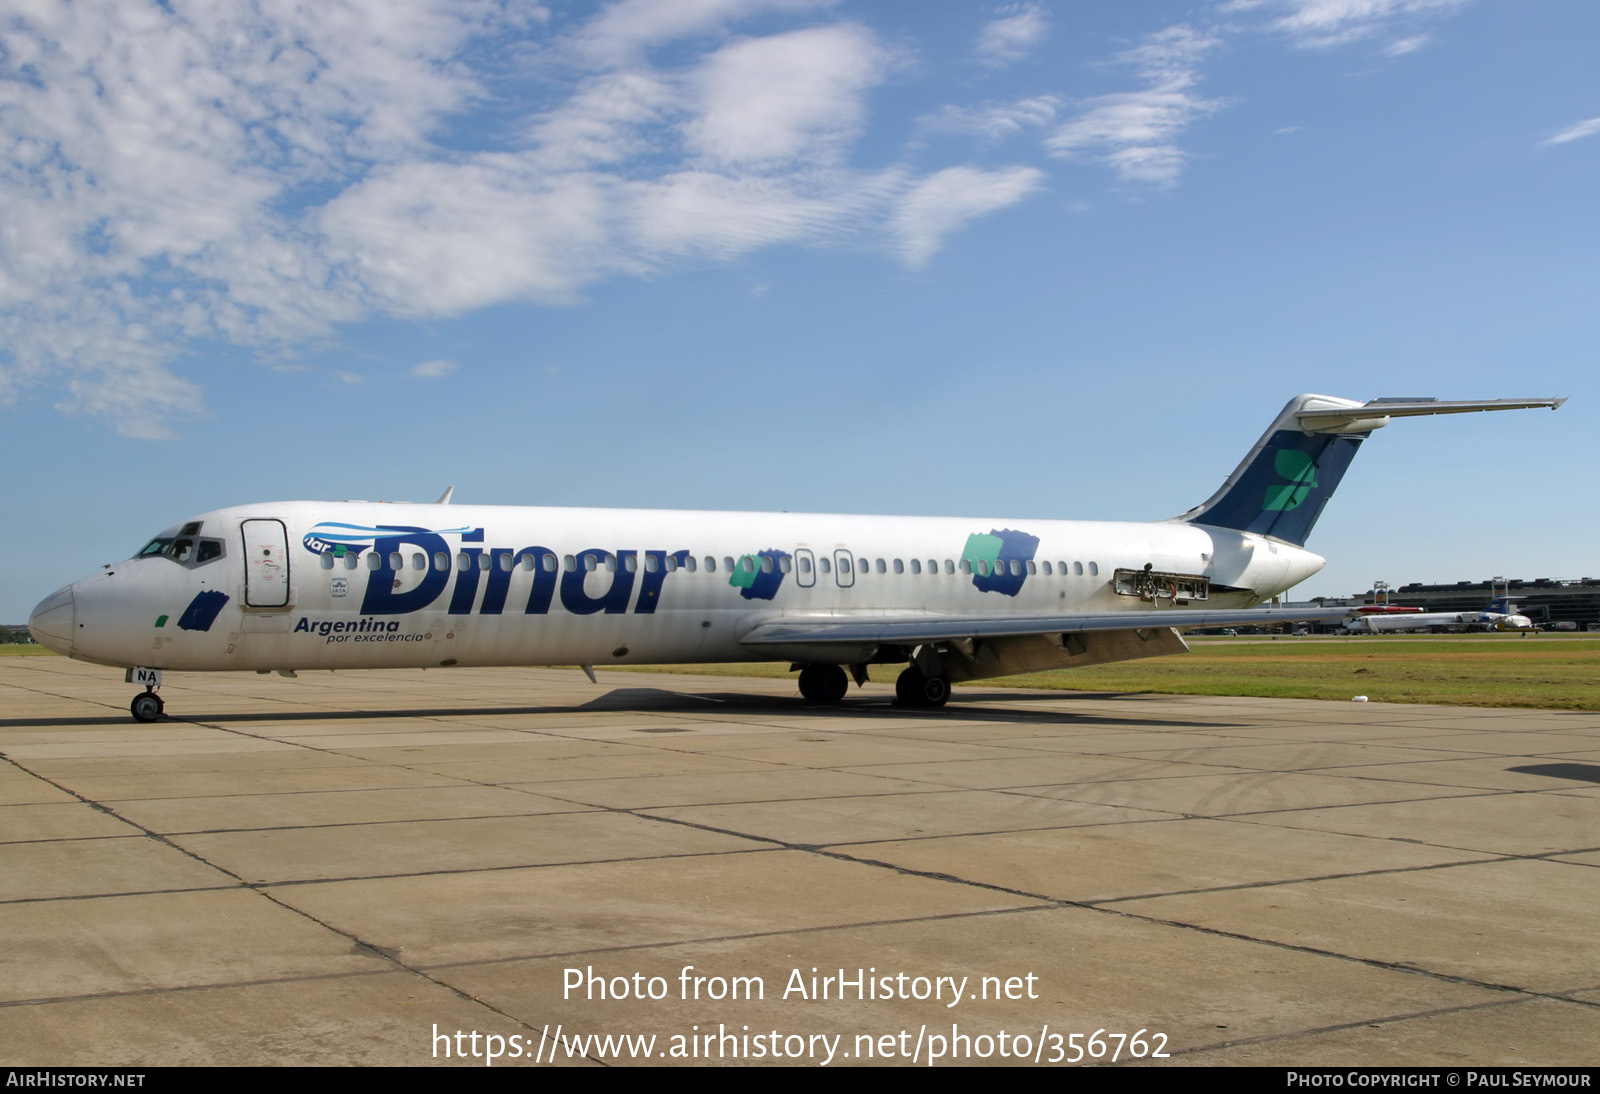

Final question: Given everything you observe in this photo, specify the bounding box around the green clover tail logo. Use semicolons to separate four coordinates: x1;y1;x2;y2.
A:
1264;448;1317;511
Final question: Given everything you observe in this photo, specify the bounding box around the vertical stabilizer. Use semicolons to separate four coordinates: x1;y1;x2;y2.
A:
1178;395;1369;548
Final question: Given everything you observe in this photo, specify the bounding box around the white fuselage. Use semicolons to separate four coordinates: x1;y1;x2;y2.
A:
41;501;1325;674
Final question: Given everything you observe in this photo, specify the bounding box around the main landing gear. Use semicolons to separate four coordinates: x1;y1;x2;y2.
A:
794;663;952;708
797;664;849;703
130;689;165;723
894;666;950;709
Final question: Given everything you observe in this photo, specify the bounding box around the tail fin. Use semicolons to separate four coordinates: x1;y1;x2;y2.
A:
1180;394;1566;548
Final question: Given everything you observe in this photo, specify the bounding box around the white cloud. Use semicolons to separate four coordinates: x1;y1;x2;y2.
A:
574;0;832;65
1238;0;1469;50
1541;116;1600;147
0;0;1047;437
684;26;887;168
1384;33;1431;56
1046;26;1223;188
976;4;1051;68
411;359;459;378
891;166;1043;267
920;96;1062;141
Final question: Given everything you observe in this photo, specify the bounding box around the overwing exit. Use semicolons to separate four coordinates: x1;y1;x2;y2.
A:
28;394;1564;721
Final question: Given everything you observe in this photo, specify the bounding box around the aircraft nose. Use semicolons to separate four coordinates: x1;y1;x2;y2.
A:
29;585;75;655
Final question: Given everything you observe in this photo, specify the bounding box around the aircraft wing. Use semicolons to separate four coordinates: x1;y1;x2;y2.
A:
737;606;1354;647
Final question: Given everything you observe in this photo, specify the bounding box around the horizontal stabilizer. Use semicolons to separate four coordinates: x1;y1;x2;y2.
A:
1181;393;1565;547
1296;397;1566;434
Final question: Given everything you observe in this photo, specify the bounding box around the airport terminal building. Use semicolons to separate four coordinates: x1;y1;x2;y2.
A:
1363;577;1600;628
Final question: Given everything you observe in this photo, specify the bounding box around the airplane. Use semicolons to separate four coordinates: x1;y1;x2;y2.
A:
1344;596;1538;634
28;393;1564;723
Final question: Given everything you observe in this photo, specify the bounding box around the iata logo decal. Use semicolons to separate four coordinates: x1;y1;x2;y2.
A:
303;521;479;557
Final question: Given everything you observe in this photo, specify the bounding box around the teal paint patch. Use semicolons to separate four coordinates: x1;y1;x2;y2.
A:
962;533;1003;567
728;555;759;589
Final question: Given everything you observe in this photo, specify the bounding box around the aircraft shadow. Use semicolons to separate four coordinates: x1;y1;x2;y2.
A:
0;686;1242;730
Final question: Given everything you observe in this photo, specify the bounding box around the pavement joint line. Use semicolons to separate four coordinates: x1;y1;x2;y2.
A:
417;903;1064;972
1163;994;1586;1060
624;808;1581;1004
0;751;593;1057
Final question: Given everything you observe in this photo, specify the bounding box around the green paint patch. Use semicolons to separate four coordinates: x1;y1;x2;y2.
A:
962;533;1002;566
155;615;168;628
727;555;758;589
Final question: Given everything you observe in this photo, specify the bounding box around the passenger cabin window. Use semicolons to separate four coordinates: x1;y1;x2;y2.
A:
910;559;921;574
1089;562;1099;576
321;553;335;570
434;552;450;571
413;553;426;570
344;553;360;570
704;556;716;573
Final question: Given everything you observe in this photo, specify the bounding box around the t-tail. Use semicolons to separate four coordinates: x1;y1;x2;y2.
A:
1178;394;1566;548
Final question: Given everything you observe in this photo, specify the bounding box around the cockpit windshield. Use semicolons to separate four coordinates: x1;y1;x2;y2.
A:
133;526;225;568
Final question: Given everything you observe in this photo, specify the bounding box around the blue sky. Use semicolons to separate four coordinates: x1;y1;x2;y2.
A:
3;0;1595;621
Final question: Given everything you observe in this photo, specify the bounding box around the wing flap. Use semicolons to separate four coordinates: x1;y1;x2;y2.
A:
737;607;1353;647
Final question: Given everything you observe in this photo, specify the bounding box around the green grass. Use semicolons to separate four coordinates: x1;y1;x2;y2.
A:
10;637;1597;709
616;636;1600;710
0;644;55;657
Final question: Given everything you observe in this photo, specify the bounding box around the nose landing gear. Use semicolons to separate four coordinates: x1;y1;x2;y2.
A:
130;689;165;723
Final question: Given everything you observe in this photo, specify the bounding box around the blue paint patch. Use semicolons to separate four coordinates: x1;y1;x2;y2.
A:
738;549;791;600
176;590;229;632
970;529;1039;597
301;521;475;557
